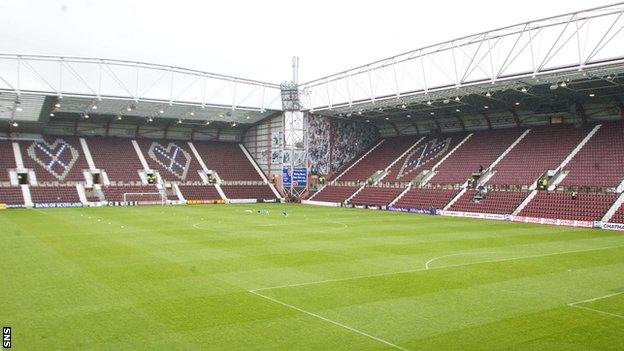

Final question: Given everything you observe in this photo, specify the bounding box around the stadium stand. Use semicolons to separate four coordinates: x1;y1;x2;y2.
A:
193;141;262;181
449;190;528;214
310;185;360;203
85;192;101;202
87;136;143;183
429;129;523;185
0;122;621;226
350;186;403;207
0;140;16;183
220;185;276;200
30;186;81;204
0;187;24;206
384;133;466;183
337;137;417;182
136;139;204;183
489;125;590;186
611;205;624;224
559;122;624;188
102;185;161;202
393;188;460;210
520;191;617;221
19;136;89;183
178;185;222;201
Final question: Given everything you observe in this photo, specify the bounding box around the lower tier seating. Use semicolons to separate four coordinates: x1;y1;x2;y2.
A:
351;187;403;207
221;185;276;199
86;193;100;202
520;192;617;222
311;186;359;203
450;190;528;214
86;137;143;182
0;140;16;183
611;205;624;224
103;186;160;202
0;187;24;205
393;188;460;210
30;186;81;204
178;185;222;201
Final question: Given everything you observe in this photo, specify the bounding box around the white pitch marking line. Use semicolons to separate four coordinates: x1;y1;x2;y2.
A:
249;290;412;351
568;304;624;320
425;252;498;270
251;243;624;292
567;291;624;319
568;291;624;306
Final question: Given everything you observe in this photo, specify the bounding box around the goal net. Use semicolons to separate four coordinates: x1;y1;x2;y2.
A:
123;192;166;206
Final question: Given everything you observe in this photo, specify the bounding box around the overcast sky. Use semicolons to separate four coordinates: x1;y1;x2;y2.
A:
0;0;609;83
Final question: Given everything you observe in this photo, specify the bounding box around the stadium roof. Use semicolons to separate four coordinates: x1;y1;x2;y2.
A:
1;2;624;132
301;3;624;118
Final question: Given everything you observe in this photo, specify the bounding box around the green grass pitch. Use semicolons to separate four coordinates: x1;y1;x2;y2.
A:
2;204;624;350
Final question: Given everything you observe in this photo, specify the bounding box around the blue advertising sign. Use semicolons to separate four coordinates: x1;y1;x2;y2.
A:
282;167;292;187
283;167;307;187
292;167;307;186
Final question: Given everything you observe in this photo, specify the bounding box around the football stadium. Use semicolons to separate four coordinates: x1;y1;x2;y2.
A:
2;1;624;350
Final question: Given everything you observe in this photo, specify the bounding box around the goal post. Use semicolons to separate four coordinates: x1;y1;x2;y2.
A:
122;192;166;206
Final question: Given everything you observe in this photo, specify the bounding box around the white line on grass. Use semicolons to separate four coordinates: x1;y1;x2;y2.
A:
249;290;412;351
568;304;624;320
567;291;624;320
192;221;222;230
250;243;624;292
568;291;624;305
424;252;498;270
248;244;624;350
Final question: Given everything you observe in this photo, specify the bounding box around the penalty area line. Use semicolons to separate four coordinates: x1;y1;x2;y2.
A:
248;290;412;351
567;291;624;320
567;304;624;320
251;243;624;292
568;291;624;306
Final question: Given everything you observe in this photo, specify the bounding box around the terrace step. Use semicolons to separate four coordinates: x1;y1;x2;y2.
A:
543;124;601;191
345;184;367;203
558;124;602;171
308;184;328;200
131;140;151;171
443;187;468;210
12;142;25;169
389;184;412;206
547;170;569;191
513;189;538;215
76;184;88;204
21;184;33;207
215;184;228;201
478;129;531;186
79;137;97;171
173;184;185;201
488;129;531;170
188;141;210;173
